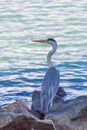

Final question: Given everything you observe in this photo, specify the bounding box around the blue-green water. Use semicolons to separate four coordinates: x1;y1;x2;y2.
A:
0;0;87;105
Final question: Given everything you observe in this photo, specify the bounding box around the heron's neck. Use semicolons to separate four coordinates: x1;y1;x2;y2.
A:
47;44;57;67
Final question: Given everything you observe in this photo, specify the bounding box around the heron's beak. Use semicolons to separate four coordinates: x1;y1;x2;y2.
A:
32;39;47;43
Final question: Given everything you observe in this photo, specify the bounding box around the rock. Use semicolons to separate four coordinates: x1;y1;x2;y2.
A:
46;96;87;130
0;112;55;130
32;90;41;112
31;87;66;112
0;106;6;112
0;112;16;128
0;101;55;130
31;90;64;119
56;87;67;97
0;91;87;130
4;101;30;113
31;87;67;119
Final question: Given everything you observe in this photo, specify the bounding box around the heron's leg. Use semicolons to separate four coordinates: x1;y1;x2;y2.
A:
46;109;48;112
50;101;53;108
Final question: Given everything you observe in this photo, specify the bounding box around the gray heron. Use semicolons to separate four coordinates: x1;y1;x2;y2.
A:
33;38;59;113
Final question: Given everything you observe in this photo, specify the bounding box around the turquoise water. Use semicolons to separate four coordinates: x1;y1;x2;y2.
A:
0;0;87;105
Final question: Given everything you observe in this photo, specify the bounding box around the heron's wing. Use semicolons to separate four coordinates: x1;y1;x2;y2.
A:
41;66;59;111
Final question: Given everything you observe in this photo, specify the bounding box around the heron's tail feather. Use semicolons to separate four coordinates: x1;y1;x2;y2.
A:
41;98;49;112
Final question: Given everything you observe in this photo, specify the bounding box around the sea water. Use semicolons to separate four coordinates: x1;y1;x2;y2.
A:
0;0;87;105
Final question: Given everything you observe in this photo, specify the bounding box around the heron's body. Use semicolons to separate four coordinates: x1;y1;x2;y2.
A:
33;38;60;112
41;66;59;111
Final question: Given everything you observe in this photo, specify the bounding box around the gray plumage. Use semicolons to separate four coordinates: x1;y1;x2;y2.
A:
33;38;60;112
41;66;59;112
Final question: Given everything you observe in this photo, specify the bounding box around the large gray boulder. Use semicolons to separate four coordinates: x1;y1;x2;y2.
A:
31;87;66;112
0;112;55;130
0;101;55;130
0;91;87;130
46;96;87;130
32;89;87;130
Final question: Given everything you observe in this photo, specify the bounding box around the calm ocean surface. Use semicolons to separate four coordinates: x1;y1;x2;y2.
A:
0;0;87;106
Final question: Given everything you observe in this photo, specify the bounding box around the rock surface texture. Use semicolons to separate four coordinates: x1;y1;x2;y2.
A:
46;96;87;130
0;88;87;130
0;101;55;130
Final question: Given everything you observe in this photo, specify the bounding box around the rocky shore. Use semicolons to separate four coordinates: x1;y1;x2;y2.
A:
0;87;87;130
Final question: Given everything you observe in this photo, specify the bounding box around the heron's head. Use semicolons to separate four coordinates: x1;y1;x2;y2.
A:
32;38;57;47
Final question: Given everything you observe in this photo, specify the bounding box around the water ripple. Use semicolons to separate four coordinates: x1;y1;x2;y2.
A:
0;0;87;105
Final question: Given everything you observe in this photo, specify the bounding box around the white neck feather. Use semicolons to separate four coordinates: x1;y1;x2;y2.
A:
47;43;57;67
